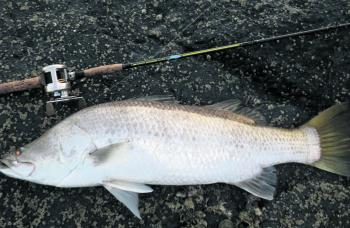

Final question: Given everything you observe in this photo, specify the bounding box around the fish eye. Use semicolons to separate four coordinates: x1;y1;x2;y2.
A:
15;149;22;157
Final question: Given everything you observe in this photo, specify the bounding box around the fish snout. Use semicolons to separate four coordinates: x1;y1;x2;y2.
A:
0;157;35;177
0;158;13;168
0;158;9;170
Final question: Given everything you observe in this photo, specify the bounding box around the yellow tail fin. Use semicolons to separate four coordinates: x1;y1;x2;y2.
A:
305;103;350;176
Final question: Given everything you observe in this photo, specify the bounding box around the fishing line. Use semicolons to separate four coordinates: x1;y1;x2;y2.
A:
108;1;215;93
0;21;349;115
151;1;215;58
108;22;350;73
91;22;350;104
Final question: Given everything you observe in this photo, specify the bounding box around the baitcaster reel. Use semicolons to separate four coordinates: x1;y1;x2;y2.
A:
41;64;86;115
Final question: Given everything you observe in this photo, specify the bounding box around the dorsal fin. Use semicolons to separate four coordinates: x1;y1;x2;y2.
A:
207;99;241;112
207;99;266;125
130;95;178;104
237;107;266;125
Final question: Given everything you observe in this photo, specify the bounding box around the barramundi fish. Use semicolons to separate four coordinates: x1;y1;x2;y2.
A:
0;96;349;218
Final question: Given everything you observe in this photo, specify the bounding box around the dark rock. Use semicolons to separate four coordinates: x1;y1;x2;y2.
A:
0;0;349;227
219;219;234;228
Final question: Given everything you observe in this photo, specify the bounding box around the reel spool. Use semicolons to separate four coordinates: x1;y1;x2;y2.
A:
41;64;86;115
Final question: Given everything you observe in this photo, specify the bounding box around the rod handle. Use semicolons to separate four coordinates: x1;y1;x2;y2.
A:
83;64;123;77
0;76;42;95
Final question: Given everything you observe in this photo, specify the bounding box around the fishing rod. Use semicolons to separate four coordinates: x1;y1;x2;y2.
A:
0;22;349;115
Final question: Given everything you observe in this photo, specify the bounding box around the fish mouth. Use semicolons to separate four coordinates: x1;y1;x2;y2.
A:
0;159;9;170
0;158;13;170
0;158;35;177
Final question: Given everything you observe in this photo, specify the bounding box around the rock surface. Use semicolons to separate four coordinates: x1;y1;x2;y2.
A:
0;0;349;227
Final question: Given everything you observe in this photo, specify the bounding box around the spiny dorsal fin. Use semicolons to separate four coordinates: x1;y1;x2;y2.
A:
103;180;153;193
207;99;266;125
207;99;241;112
234;166;277;200
104;185;141;219
130;95;178;104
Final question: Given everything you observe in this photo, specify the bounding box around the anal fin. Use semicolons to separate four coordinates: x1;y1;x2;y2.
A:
104;186;142;219
234;167;277;200
104;180;153;193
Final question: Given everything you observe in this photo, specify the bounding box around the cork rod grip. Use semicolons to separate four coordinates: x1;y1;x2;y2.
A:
0;76;42;95
83;64;123;77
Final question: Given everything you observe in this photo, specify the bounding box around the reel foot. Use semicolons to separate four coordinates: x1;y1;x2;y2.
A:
46;96;86;116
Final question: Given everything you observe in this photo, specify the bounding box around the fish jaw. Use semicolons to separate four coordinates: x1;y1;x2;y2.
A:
0;153;36;180
0;161;22;179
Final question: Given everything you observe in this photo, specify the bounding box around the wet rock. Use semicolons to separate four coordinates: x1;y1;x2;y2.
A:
0;0;349;227
218;219;234;228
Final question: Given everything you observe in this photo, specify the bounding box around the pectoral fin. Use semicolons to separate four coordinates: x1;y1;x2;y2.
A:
103;180;153;193
89;141;130;165
104;185;142;219
234;167;277;200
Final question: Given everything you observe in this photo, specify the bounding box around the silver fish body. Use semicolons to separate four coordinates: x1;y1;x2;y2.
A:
60;100;319;187
2;98;349;218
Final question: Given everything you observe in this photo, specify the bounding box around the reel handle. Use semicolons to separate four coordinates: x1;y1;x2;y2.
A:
83;64;123;76
72;64;124;79
0;76;42;95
